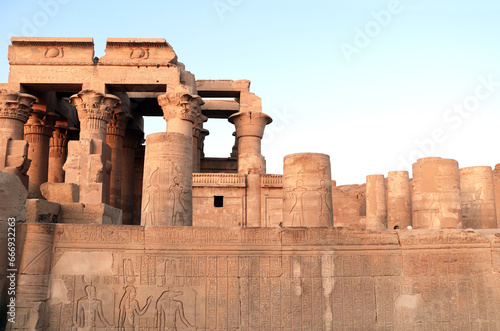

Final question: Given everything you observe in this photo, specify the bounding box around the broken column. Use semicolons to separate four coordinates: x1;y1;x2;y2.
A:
0;90;38;188
283;153;333;227
65;89;120;204
386;171;411;230
412;157;462;229
460;166;497;229
141;86;202;226
365;174;387;230
106;108;130;209
24;107;56;198
228;111;272;174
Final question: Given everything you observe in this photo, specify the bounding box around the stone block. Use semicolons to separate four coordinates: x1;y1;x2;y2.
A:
60;203;122;225
40;182;79;203
0;171;27;221
26;199;61;223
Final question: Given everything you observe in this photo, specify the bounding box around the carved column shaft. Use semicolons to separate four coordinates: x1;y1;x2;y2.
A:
133;146;145;226
387;171;411;229
229;111;272;175
460;166;497;229
365;174;387;230
141;87;202;226
24;109;55;199
106;110;129;209
121;129;142;225
48;125;69;183
283;153;333;227
412;157;462;229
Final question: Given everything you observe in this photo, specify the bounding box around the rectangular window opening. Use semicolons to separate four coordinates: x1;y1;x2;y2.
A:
214;196;224;208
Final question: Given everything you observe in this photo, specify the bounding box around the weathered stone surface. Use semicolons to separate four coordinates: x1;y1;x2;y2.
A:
141;132;192;226
0;171;27;220
26;199;60;223
387;170;412;230
365;174;387;230
283;153;333;227
412;157;462;229
60;203;122;225
40;182;79;203
460;166;497;229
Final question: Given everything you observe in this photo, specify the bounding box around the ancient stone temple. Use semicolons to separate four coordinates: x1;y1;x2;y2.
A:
0;37;499;330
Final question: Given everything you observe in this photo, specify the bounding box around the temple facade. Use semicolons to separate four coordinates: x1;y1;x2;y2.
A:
0;37;499;330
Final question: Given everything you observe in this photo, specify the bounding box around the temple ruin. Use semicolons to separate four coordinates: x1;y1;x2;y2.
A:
0;37;499;330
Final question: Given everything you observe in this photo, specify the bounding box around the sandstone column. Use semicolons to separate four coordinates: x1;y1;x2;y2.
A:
133;145;145;226
65;90;120;204
192;113;207;173
412;157;462;229
121;128;143;225
24;108;56;198
460;166;497;229
0;90;38;188
365;174;387;230
47;122;69;183
387;171;411;229
493;164;500;227
106;109;130;209
228;111;272;175
141;86;202;226
283;153;333;227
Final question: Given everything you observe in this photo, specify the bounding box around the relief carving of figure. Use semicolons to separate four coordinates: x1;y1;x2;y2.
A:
155;287;194;330
142;167;160;224
73;285;113;329
169;177;188;226
289;179;307;226
118;285;152;330
317;179;332;216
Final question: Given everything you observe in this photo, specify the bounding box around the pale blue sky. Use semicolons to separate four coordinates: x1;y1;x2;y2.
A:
1;0;499;184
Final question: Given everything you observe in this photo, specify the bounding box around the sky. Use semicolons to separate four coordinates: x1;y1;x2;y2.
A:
1;0;500;185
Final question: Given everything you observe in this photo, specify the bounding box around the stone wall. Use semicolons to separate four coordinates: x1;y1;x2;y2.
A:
11;223;500;330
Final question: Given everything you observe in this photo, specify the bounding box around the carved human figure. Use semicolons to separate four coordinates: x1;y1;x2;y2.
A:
317;179;332;216
74;285;112;329
118;285;152;330
155;288;193;330
289;180;307;226
169;177;188;226
142;167;160;224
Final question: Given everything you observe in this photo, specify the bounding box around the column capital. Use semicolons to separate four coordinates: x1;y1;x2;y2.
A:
106;110;131;137
228;111;272;138
158;86;204;123
24;109;57;137
49;123;70;149
69;89;121;123
0;89;38;123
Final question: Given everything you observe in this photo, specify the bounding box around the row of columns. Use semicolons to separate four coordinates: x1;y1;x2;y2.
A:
364;157;499;230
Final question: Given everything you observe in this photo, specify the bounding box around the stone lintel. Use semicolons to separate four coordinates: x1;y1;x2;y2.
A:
9;37;94;66
196;79;251;98
99;38;177;66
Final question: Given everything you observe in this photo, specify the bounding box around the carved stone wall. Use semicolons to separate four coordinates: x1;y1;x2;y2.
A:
12;224;500;330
